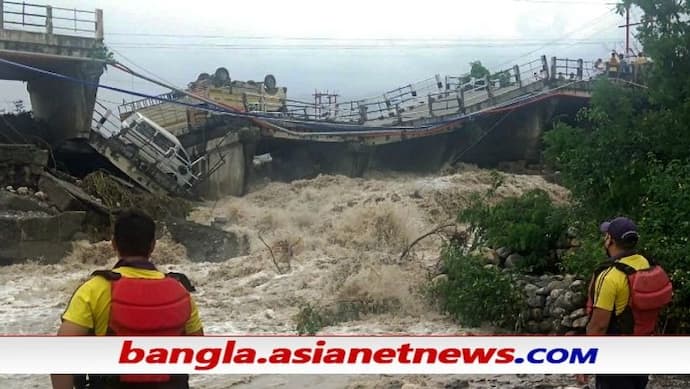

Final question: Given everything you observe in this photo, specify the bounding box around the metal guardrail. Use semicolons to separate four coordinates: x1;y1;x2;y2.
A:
0;0;103;39
117;54;593;130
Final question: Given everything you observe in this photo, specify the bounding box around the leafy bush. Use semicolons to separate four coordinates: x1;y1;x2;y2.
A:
459;189;568;274
542;0;690;332
430;244;522;328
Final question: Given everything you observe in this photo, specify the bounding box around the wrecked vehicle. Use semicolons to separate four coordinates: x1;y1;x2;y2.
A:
190;67;287;113
117;112;204;189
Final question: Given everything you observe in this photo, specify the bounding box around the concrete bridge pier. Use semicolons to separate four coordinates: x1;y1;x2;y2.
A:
0;2;106;144
26;61;103;143
196;136;246;199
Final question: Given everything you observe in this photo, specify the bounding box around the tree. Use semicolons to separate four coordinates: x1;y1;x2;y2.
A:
544;0;690;332
469;60;490;79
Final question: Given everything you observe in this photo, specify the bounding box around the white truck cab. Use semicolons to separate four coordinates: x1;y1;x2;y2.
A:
118;112;203;189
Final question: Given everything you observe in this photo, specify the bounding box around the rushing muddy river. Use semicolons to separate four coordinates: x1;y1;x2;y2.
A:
0;169;683;388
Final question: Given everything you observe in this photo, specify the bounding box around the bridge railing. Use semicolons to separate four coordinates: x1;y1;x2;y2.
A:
0;1;103;39
550;57;585;81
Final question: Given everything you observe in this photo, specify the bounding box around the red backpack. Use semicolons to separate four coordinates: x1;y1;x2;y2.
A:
93;270;193;386
587;258;673;335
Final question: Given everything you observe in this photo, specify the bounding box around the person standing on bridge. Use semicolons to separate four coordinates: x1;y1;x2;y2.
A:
576;217;672;389
51;209;204;389
608;51;620;78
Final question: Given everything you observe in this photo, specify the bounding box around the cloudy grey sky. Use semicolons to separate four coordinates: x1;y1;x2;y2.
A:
1;0;638;111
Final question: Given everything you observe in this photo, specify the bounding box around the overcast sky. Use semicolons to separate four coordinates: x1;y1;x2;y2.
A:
1;0;638;111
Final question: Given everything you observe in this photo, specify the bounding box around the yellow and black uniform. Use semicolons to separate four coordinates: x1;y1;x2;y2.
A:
64;261;202;388
63;266;203;335
591;253;650;317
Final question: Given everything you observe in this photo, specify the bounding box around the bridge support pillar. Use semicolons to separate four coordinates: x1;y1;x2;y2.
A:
196;134;248;199
26;62;103;144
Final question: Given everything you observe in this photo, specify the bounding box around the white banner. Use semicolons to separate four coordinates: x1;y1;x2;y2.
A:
0;336;687;374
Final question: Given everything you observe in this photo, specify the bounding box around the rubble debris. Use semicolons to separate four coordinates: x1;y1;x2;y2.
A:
0;189;53;214
0;144;48;189
38;172;109;214
81;171;191;219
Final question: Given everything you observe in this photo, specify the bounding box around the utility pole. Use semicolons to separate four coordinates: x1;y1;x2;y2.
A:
618;5;642;56
625;6;630;55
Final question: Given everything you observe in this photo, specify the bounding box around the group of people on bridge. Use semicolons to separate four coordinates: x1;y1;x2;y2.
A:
594;50;650;82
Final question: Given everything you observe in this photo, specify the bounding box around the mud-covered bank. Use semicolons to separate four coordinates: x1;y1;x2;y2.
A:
1;169;686;388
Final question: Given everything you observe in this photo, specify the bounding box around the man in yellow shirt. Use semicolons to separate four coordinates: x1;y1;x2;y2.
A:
578;217;649;389
51;209;204;389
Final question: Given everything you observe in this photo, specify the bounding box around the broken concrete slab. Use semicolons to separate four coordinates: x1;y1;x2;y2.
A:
0;189;54;214
38;172;109;214
164;218;250;263
0;211;87;265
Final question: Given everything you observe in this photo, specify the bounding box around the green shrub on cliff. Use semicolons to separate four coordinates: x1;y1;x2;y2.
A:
543;0;690;332
459;189;569;274
431;244;522;329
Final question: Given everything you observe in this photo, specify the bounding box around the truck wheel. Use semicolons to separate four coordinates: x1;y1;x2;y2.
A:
214;67;231;85
264;74;277;90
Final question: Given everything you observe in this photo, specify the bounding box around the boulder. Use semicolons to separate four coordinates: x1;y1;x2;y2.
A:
165;218;250;262
496;246;512;259
569;279;585;292
529;308;543;320
561;315;574;328
527;295;545;308
505;253;523;268
550;307;566;318
572;316;589;328
524;283;539;297
569;308;587;319
546;280;567;293
549;288;564;300
480;248;500;266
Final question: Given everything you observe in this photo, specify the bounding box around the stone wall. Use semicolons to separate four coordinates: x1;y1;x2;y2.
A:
474;233;588;334
517;274;588;334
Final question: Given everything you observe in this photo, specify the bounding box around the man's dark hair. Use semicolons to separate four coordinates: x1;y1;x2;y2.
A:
113;209;156;257
613;236;638;251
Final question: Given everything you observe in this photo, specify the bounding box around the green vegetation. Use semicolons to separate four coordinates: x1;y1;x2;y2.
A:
82;171;192;220
294;299;402;335
430;244;522;328
432;1;690;332
460;189;568;274
543;0;690;332
469;60;491;79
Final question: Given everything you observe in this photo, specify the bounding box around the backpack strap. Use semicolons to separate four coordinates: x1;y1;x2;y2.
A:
612;262;638;275
167;272;197;292
90;269;196;292
91;270;122;281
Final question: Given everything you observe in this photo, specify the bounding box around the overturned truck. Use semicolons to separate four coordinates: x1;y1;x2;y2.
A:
90;69;286;199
